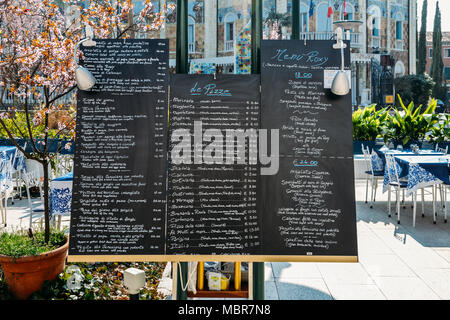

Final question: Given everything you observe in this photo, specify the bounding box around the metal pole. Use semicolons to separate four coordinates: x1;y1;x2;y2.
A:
292;0;300;40
175;0;189;300
251;0;265;301
251;0;262;75
176;0;189;74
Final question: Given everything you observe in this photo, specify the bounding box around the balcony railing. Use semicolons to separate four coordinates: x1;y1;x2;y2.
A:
225;40;234;52
395;40;403;51
188;42;195;53
299;32;363;48
371;37;381;49
0;88;74;107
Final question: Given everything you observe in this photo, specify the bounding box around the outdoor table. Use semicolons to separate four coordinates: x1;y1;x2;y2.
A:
50;171;73;219
382;154;450;196
371;148;444;172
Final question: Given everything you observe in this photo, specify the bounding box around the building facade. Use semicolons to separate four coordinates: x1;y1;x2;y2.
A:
142;0;417;107
0;0;418;108
426;31;450;103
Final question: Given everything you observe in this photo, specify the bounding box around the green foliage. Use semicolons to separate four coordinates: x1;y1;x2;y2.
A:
383;96;440;145
352;104;388;140
394;74;434;108
0;229;66;259
0;112;44;139
430;2;446;100
353;96;449;145
417;0;428;74
0;111;73;139
429;114;450;143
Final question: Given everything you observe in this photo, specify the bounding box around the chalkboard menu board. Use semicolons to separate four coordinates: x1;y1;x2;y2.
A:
68;39;357;262
259;40;357;258
68;39;169;258
167;74;261;256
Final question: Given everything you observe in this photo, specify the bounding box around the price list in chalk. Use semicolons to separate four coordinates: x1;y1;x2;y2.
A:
259;40;357;257
167;75;261;255
69;39;169;256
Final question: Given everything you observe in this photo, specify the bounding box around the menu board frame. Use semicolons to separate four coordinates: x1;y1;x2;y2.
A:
68;39;357;263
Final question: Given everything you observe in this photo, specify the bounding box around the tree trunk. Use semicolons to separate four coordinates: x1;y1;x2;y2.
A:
42;159;50;243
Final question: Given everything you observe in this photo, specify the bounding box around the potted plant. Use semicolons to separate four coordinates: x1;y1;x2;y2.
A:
382;95;440;147
0;228;68;300
352;104;388;153
428;113;450;145
0;0;171;299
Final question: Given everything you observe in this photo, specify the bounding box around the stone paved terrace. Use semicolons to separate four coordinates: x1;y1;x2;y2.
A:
1;178;450;300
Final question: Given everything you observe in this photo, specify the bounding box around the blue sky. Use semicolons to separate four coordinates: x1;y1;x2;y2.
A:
418;0;450;31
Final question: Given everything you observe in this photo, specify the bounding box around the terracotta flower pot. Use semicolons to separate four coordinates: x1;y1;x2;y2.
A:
0;237;69;300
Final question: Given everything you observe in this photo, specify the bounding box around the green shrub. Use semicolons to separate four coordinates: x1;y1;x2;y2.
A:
352;104;388;140
428;114;450;142
394;74;434;108
383;96;440;145
353;96;449;144
0;229;66;259
0;111;74;140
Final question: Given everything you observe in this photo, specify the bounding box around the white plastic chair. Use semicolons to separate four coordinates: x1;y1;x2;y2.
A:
434;145;448;214
21;159;48;228
0;156;15;227
10;145;27;204
385;154;415;225
443;183;449;224
54;153;74;177
435;144;448;154
362;145;384;208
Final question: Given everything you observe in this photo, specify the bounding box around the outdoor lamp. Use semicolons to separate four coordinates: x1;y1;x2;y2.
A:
74;37;96;91
331;70;350;96
331;27;350;96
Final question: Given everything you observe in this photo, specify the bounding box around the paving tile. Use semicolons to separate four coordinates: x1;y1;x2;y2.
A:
434;249;450;264
264;280;279;300
414;268;450;300
393;249;450;270
271;262;322;279
370;229;426;253
357;233;394;255
372;277;440;300
356;220;373;234
326;283;386;300
358;254;415;277
275;278;333;300
264;262;274;281
316;263;374;285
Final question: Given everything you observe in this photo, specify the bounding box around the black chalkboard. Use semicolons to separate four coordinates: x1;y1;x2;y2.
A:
167;74;261;256
69;39;169;257
259;40;357;257
68;39;357;262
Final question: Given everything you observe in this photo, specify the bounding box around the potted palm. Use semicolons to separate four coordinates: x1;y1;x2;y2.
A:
382;95;440;147
0;0;171;299
352;104;389;153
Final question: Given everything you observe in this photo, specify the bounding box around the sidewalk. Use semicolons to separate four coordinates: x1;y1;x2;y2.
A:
2;180;450;300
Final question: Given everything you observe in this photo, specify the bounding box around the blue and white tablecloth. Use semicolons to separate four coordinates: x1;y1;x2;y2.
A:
50;171;73;217
374;148;444;165
382;155;450;196
0;146;26;172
